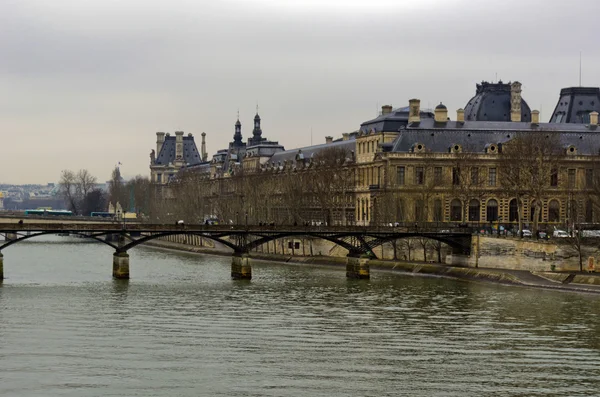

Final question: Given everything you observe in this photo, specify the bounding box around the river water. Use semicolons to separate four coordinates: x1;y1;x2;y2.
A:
1;235;599;396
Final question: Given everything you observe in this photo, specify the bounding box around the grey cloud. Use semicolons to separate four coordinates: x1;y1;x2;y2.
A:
2;0;600;183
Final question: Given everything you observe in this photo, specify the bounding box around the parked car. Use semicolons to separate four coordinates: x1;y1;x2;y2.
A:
520;229;532;237
553;230;569;238
539;231;548;239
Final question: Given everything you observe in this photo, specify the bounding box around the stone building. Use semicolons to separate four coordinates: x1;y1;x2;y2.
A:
150;131;207;184
355;81;600;229
152;81;600;230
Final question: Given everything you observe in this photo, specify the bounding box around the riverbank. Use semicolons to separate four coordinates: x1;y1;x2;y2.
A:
142;240;600;294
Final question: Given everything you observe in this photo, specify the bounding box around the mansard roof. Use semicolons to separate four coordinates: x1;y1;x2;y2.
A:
392;118;600;155
155;135;203;166
360;106;434;134
269;137;356;165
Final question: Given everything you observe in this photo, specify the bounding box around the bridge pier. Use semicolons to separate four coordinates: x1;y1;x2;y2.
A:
231;253;252;280
346;255;370;279
113;252;130;279
446;246;471;267
0;252;3;280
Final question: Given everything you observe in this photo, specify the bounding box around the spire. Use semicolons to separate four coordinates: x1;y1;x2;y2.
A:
251;107;263;145
201;132;208;161
233;112;243;147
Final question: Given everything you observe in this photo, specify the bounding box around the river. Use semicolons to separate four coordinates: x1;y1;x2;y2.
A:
1;235;599;396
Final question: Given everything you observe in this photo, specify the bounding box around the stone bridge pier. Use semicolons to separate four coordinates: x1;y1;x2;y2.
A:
445;245;471;266
231;253;252;280
0;252;4;280
346;254;370;279
113;251;130;279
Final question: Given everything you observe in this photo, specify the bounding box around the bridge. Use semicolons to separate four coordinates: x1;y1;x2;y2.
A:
0;223;473;281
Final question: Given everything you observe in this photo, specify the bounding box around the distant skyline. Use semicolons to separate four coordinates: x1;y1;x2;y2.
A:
3;0;600;184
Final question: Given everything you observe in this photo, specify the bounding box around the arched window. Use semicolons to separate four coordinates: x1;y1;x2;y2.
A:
433;199;443;222
548;200;560;222
468;199;480;221
450;199;462;222
509;199;519;222
486;199;499;222
530;200;541;222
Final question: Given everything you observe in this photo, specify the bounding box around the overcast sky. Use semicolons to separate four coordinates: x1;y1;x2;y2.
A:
2;0;600;184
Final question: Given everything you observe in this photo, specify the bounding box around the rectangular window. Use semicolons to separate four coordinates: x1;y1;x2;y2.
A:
471;168;479;185
586;169;593;188
568;169;576;189
488;168;497;187
550;168;558;187
157;173;162;183
452;167;461;186
415;167;425;185
434;167;442;184
397;166;405;185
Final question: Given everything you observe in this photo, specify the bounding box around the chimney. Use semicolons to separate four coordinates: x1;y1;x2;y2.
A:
531;110;540;125
591;111;599;126
510;81;522;122
325;136;333;144
408;99;420;124
342;133;349;141
175;131;184;159
434;103;448;123
156;132;166;155
381;105;393;115
201;132;208;161
456;108;465;123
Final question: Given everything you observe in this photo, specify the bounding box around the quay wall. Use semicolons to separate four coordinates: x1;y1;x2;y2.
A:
140;233;599;273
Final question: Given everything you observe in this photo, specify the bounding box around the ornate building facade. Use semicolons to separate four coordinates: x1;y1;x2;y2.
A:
152;81;600;230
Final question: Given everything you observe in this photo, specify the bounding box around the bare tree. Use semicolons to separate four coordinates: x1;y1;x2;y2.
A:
308;147;354;225
59;169;98;215
449;147;488;225
518;132;563;234
59;170;79;213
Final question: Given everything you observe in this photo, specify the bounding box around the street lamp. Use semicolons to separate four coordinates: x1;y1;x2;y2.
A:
245;212;248;227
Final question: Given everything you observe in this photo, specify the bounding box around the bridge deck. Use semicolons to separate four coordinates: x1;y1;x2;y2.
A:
0;223;472;235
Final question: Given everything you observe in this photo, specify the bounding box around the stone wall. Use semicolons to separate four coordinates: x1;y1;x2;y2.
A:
471;236;600;272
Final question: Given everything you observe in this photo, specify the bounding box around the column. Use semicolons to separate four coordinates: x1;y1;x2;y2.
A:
113;252;130;279
346;255;370;279
0;252;3;280
231;253;252;280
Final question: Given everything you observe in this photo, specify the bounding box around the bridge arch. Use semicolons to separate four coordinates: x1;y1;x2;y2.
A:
119;231;241;253
0;231;120;251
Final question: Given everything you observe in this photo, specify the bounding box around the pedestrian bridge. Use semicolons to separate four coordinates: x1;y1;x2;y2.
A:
0;223;473;281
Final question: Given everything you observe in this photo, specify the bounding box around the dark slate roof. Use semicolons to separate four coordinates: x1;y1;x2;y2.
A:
392;118;600;155
360;107;434;133
549;87;600;123
155;136;203;166
464;81;531;122
269;137;356;165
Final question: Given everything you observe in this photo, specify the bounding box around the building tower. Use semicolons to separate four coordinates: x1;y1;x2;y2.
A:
549;87;600;123
233;116;243;148
251;112;263;145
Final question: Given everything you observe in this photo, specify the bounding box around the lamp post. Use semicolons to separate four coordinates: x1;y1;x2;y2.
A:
245;212;248;228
